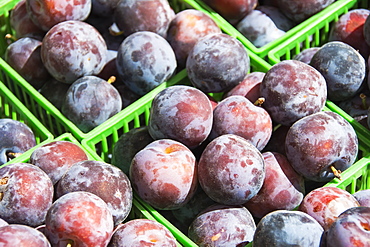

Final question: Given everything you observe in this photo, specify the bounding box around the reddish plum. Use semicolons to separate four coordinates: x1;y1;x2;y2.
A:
0;224;51;246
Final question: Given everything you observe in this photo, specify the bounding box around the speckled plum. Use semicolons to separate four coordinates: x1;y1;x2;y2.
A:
0;163;54;227
129;139;198;210
0;224;51;246
285;111;358;182
44;191;114;246
26;0;92;31
56;160;133;226
260;59;327;126
188;204;256;247
244;151;305;219
166;9;221;69
41;20;107;84
148;85;213;149
108;219;177;247
209;95;272;151
116;31;177;96
30;140;89;185
198;134;265;205
186;33;250;93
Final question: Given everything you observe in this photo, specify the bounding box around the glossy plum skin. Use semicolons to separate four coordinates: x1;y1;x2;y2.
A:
62;75;122;132
298;186;360;230
166;9;222;69
108;219;177;247
236;9;286;48
260;59;327;126
113;0;175;38
116;31;177;96
353;189;370;207
329;8;370;59
0;163;54;227
44;191;114;247
276;0;335;23
56;160;133;226
0;119;36;165
111;126;154;175
29;141;89;185
5;37;51;89
41;20;107;84
253;210;324;247
186;33;250;93
310;41;366;102
0;224;51;246
198;134;265;205
202;0;258;25
188;204;256;247
130;139;198;210
223;71;265;103
209;95;273;151
324;207;370;247
285;111;358;182
148;85;213;149
26;0;92;32
243;152;305;219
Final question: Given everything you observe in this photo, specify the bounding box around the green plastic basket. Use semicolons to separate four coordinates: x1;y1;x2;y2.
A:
182;0;360;60
0;80;53;168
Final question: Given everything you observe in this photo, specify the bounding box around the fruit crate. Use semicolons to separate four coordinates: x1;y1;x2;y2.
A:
0;80;53;168
180;0;361;61
4;132;189;247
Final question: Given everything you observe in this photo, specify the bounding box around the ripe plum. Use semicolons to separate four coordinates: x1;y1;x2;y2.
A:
44;191;114;246
293;47;320;64
91;0;120;17
186;33;250;93
244;151;305;219
0;163;53;227
353;189;370;207
166;9;221;69
298;186;360;230
310;41;366;102
116;31;177;96
188;204;256;247
130;139;198;210
285;111;358;182
209;95;273;151
260;59;327;126
198;134;265;205
365;14;370;46
61;75;122;132
39;78;70;110
0;224;51;246
253;210;324;246
41;20;107;84
56;160;133;225
26;0;92;31
148;85;213;149
256;5;295;31
0;118;36;165
108;219;177;246
30;140;88;185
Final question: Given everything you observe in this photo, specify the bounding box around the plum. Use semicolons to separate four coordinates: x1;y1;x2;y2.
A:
116;31;177;96
29;140;89;185
148;85;213;149
209;95;273;151
285;111;358;182
0;119;36;165
198;134;265;205
39;78;70;111
299;186;360;230
260;59;327;126
0;224;51;246
310;41;366;102
61;75;122;132
253;210;324;246
130;139;198;210
186;33;250;94
353;189;370;207
293;47;320;64
26;0;92;31
364;14;370;46
256;5;295;32
188;204;256;247
0;163;54;227
91;0;120;17
56;160;133;225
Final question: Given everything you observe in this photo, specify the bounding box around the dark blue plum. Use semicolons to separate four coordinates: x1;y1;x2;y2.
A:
116;31;177;96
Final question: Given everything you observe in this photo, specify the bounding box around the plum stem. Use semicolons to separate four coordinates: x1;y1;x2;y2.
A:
330;166;342;180
6;152;22;160
107;76;116;84
254;97;265;106
360;93;368;110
